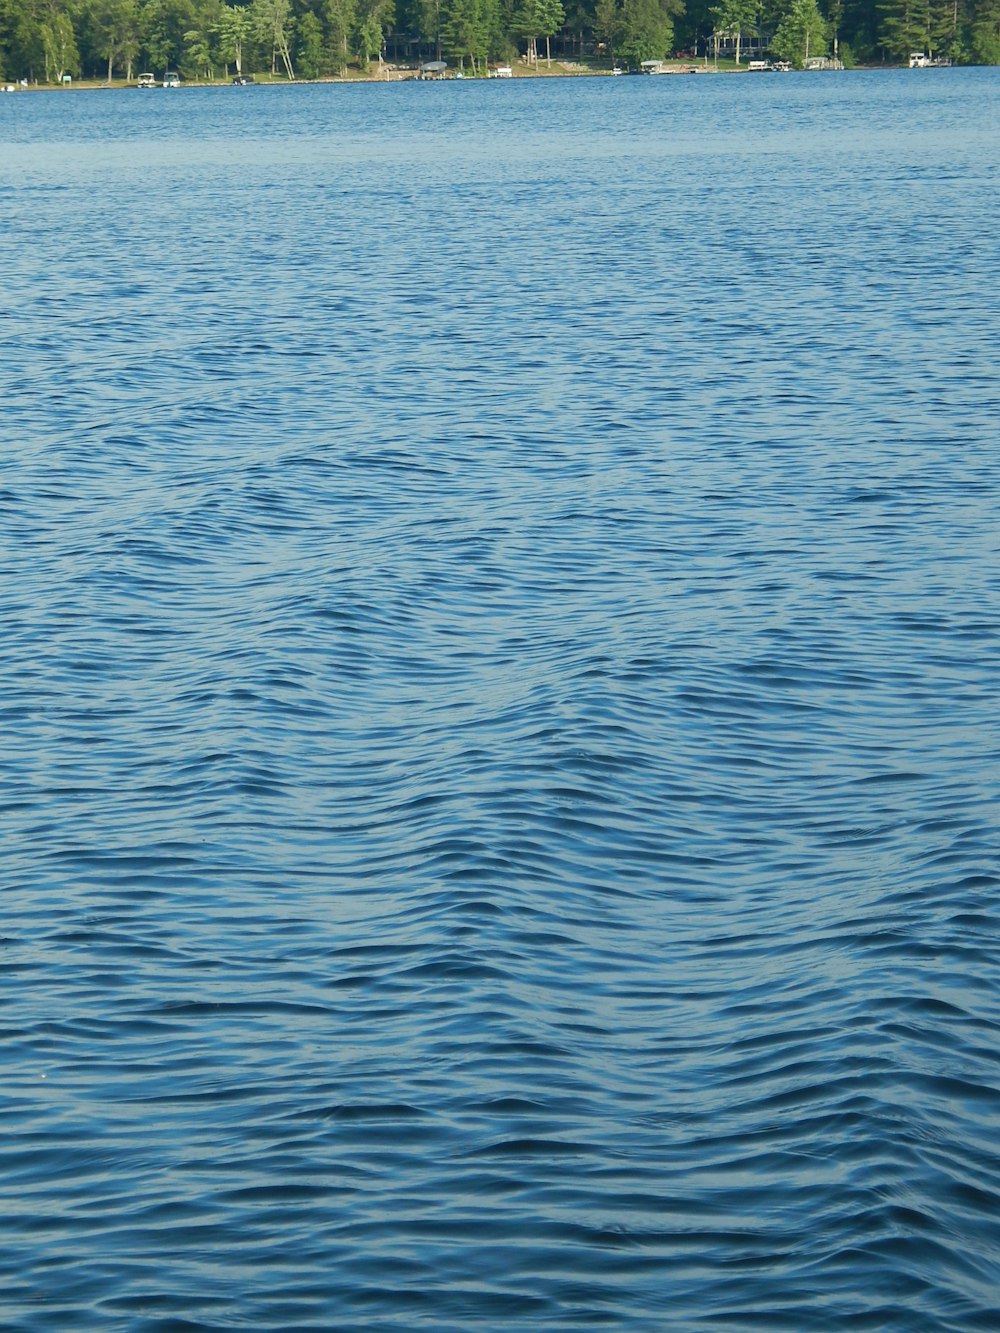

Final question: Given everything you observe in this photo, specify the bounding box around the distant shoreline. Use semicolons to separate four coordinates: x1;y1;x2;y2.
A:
2;59;916;94
4;63;704;92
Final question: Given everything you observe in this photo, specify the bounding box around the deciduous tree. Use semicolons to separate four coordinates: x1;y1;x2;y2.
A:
251;0;293;74
214;1;251;72
323;0;356;72
594;0;622;58
772;0;825;60
41;9;80;78
710;0;758;61
619;0;679;60
354;0;392;66
295;8;324;72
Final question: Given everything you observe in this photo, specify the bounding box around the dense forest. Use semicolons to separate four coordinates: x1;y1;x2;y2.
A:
1;0;998;86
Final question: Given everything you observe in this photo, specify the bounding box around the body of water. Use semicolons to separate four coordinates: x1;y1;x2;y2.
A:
2;68;1000;1330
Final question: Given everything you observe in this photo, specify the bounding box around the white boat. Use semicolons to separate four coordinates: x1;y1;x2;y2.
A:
909;51;951;67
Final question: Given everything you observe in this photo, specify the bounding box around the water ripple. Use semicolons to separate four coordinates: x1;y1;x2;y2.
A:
1;69;999;1330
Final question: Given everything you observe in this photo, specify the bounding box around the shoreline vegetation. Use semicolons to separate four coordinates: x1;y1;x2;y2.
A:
0;55;976;93
6;63;731;91
2;0;997;96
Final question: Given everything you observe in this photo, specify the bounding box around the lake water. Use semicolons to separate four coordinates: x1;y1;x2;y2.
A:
2;68;999;1330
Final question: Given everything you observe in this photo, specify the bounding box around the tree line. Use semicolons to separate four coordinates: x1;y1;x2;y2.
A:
1;0;998;86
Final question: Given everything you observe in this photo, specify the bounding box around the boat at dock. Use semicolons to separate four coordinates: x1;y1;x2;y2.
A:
909;51;951;66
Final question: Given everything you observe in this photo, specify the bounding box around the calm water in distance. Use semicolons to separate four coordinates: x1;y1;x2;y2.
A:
2;69;1000;1331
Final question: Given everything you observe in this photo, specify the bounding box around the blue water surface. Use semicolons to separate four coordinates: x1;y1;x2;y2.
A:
1;68;1000;1330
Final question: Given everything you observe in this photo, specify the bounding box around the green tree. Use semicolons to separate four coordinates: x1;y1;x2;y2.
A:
353;0;392;66
0;0;45;79
561;0;590;54
418;0;444;54
183;19;213;75
324;0;356;71
214;1;251;71
41;10;81;79
826;0;843;56
182;0;222;77
969;0;1000;58
512;0;542;60
835;0;879;57
251;0;293;74
878;0;930;56
295;8;324;73
142;0;197;72
772;0;826;59
442;0;487;64
619;0;679;59
541;0;563;59
929;0;962;55
594;0;622;58
710;0;759;61
87;0;142;78
513;0;561;62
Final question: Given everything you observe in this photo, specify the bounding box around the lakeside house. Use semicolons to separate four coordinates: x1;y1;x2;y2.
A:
710;23;774;61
